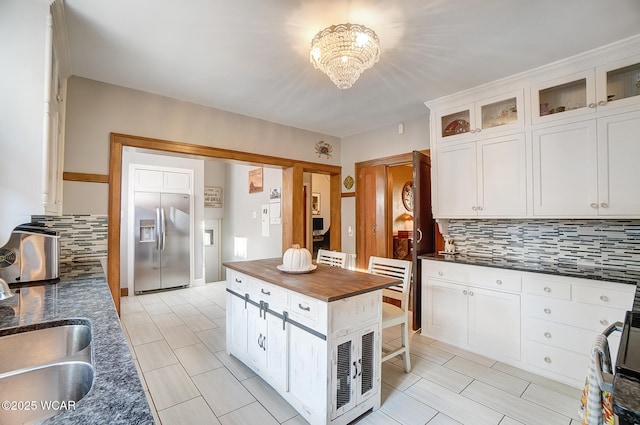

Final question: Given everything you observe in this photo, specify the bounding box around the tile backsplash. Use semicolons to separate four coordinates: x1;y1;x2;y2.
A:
447;219;640;270
31;215;108;263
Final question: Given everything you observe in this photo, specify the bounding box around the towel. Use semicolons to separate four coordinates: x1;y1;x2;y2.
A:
580;334;615;425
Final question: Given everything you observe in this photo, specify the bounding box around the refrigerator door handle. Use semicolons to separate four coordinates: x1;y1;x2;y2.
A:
155;207;162;251
160;207;167;251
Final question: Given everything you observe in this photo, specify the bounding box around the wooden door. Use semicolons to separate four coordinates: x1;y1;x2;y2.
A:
412;151;435;329
356;165;387;270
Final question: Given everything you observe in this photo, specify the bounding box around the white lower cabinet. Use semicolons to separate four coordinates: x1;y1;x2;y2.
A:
422;259;635;388
424;278;521;362
226;271;382;425
331;325;378;420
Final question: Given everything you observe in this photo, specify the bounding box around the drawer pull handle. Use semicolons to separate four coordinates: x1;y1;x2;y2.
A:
544;308;551;314
543;287;551;293
544;356;552;364
599;295;609;302
261;289;271;296
600;319;608;326
235;278;242;283
298;303;311;312
544;332;551;339
496;279;502;285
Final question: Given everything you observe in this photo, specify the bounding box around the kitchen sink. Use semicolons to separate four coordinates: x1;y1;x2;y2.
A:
0;318;94;424
0;361;94;425
0;318;92;374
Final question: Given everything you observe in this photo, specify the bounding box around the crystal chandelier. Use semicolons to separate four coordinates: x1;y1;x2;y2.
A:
310;23;380;89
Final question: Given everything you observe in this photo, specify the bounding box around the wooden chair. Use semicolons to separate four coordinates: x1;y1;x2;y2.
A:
367;256;413;372
316;249;347;268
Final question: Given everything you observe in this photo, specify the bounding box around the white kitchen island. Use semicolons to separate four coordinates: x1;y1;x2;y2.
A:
224;258;401;425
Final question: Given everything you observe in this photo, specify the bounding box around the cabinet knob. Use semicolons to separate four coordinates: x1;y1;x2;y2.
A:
600;295;609;302
600;203;609;208
600;319;609;326
590;203;598;209
544;332;552;339
544;308;551;314
472;206;478;211
597;100;607;106
543;287;551;293
470;129;476;134
463;290;468;295
438;271;443;276
544;356;552;364
496;280;503;285
588;103;597;108
477;206;483;211
476;128;482;133
469;291;474;296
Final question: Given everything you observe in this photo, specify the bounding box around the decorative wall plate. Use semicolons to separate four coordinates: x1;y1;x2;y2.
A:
343;175;354;190
315;141;333;158
402;181;414;212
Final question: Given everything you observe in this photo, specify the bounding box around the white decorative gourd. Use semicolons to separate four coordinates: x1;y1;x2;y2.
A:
282;244;312;271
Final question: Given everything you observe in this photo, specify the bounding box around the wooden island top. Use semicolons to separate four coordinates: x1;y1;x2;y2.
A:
224;257;401;302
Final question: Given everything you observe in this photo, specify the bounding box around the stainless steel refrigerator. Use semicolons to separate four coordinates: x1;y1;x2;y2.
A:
134;192;191;293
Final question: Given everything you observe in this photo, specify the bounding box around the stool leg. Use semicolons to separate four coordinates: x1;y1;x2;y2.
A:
401;322;411;373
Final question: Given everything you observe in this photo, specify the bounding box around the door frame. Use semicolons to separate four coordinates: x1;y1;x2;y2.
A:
108;133;342;314
354;150;431;270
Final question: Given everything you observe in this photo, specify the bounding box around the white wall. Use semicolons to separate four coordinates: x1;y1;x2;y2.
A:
339;114;431;254
204;159;225;282
221;164;282;271
0;1;50;245
120;149;205;290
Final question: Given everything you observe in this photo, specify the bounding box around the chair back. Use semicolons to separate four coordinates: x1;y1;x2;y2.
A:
367;256;412;310
316;249;347;268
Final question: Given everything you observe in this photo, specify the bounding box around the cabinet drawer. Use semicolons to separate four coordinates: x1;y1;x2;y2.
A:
227;270;248;293
523;278;571;300
523;295;627;332
289;292;327;330
422;261;468;282
248;281;288;311
471;271;521;293
523;340;589;383
331;291;380;334
523;317;596;354
572;284;634;310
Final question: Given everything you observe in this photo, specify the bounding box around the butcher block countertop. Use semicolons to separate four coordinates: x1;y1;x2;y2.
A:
223;258;400;302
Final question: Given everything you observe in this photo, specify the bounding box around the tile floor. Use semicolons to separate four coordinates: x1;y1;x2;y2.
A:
120;281;584;425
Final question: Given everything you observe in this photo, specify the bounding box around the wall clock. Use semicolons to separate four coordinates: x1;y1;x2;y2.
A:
402;181;414;212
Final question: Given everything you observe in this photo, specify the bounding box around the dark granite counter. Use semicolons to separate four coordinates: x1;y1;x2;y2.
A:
0;260;154;425
421;253;640;424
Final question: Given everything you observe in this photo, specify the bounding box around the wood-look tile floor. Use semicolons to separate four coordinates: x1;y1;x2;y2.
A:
120;281;584;425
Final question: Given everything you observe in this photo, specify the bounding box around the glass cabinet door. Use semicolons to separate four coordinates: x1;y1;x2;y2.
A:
596;55;640;110
437;104;473;142
531;70;596;124
475;90;524;135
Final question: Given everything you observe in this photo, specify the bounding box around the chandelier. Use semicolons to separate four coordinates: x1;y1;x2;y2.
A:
310;23;380;89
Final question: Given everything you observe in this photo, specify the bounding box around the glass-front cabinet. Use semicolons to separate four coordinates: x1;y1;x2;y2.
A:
532;55;640;124
436;90;524;143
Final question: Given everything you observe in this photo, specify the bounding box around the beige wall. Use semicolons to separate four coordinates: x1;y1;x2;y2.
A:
63;76;341;211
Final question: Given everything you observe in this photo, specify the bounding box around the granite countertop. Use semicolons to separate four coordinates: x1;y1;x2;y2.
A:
224;257;401;302
0;260;154;425
421;253;640;424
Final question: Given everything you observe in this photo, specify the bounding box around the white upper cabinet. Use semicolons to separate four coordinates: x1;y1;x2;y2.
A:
428;35;640;219
436;90;525;143
532;55;640;124
532;110;640;217
435;133;526;217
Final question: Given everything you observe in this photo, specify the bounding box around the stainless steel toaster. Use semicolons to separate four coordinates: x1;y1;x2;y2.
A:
0;223;60;283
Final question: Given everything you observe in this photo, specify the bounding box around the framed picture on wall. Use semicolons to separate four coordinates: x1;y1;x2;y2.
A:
312;192;320;215
204;186;222;208
249;167;263;193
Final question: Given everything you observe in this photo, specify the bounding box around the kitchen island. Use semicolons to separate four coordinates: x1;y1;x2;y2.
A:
224;258;401;425
0;261;153;425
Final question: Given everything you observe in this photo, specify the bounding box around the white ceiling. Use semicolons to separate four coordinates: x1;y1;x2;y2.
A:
63;0;640;138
